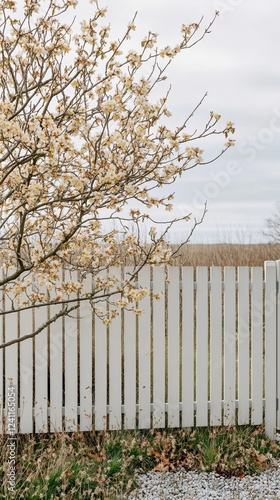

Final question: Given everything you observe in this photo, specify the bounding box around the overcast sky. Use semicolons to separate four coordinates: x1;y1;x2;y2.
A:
85;0;280;243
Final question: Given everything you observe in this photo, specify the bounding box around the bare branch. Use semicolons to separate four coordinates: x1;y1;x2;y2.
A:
0;304;79;349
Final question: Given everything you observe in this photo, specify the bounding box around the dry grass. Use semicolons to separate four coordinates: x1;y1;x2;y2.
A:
0;426;279;499
171;243;280;267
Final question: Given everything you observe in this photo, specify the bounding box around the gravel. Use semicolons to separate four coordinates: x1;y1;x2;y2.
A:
126;461;280;499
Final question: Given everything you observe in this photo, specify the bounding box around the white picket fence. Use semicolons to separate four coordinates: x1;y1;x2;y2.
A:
1;261;280;439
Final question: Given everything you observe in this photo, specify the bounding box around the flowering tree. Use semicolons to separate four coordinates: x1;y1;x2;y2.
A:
0;0;234;348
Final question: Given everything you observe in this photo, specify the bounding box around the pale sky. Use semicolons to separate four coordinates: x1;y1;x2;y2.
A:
70;0;280;243
85;0;280;242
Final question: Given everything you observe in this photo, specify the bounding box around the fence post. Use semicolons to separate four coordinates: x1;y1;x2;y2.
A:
264;261;277;440
276;260;280;435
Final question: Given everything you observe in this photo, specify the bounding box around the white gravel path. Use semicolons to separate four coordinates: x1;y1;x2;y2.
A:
126;461;280;499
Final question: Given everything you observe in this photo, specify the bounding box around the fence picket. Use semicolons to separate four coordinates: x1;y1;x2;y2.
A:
108;267;122;430
123;267;137;429
277;260;280;432
138;266;151;429
152;266;165;428
34;297;48;433
49;303;63;432
79;274;93;431
4;274;19;433
19;300;33;433
238;267;250;425
210;266;222;426
64;270;78;432
264;261;277;439
49;269;63;432
0;273;3;433
94;270;107;431
251;267;264;425
196;267;208;426
224;267;236;426
182;267;194;427
167;267;180;427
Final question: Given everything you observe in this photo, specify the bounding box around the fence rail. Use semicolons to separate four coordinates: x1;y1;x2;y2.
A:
1;261;280;439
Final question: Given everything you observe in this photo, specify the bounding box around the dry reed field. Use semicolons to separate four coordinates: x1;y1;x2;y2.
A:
171;243;280;267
